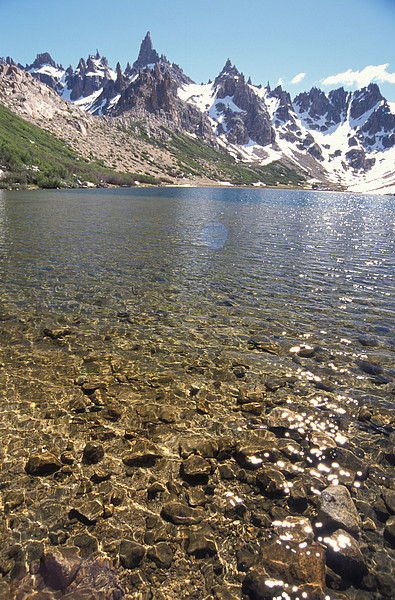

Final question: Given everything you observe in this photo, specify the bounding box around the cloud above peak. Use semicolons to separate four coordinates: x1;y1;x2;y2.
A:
290;72;306;85
322;64;395;88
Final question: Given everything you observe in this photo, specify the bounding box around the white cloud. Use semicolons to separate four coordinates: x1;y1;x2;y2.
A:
322;64;395;88
276;77;284;87
290;72;306;85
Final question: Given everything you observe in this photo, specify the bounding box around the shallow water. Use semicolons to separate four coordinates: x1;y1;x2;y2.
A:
0;186;394;599
0;187;393;404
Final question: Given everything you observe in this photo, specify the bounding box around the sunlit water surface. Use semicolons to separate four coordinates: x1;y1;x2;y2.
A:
0;186;393;405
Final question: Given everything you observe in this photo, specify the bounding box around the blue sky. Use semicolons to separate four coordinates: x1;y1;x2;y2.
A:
1;0;394;100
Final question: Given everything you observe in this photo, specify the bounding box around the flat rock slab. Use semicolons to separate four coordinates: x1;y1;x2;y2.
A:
318;484;361;534
243;538;326;600
322;528;367;581
161;501;204;525
69;499;103;525
180;454;212;482
122;439;163;467
25;452;62;476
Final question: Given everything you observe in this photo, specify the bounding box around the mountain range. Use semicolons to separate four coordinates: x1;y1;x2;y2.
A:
1;32;394;193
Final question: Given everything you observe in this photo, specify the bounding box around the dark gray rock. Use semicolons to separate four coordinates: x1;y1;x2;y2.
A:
318;484;361;533
119;539;146;569
83;442;104;464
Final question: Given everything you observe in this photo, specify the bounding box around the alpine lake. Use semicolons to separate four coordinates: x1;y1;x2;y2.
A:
0;186;394;600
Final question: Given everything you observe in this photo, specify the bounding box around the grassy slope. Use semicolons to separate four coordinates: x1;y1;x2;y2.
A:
0;101;306;189
0;103;160;189
127;122;306;186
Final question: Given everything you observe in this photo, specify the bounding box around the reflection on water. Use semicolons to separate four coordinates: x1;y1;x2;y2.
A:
0;187;394;599
1;187;393;367
200;221;228;249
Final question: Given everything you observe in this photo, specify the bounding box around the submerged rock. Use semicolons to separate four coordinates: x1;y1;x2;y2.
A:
318;484;362;534
243;538;326;600
322;529;367;581
25;452;62;476
161;502;205;525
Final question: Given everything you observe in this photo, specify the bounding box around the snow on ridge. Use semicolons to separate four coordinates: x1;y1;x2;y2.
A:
74;89;103;111
28;65;65;79
178;83;215;112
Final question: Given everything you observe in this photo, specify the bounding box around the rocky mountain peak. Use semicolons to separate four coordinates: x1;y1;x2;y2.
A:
124;62;133;77
0;56;16;66
28;52;56;70
77;58;87;74
215;59;240;84
350;83;383;120
87;56;98;73
133;31;160;70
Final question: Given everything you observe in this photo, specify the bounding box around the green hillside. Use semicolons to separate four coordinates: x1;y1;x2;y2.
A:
0;102;306;190
0;103;159;189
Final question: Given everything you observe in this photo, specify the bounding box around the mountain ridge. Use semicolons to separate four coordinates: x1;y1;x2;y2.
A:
1;33;394;193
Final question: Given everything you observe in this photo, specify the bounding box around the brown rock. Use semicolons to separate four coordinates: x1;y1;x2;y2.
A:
243;538;325;599
25;452;62;476
180;454;212;482
161;502;204;525
122;439;162;467
322;529;367;581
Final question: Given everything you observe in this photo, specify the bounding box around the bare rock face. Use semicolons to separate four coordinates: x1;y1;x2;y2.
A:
350;83;383;120
133;32;160;70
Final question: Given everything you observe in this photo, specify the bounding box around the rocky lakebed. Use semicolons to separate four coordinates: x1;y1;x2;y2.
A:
0;309;394;600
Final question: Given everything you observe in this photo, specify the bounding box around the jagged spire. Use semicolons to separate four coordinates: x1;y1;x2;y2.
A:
133;31;160;70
